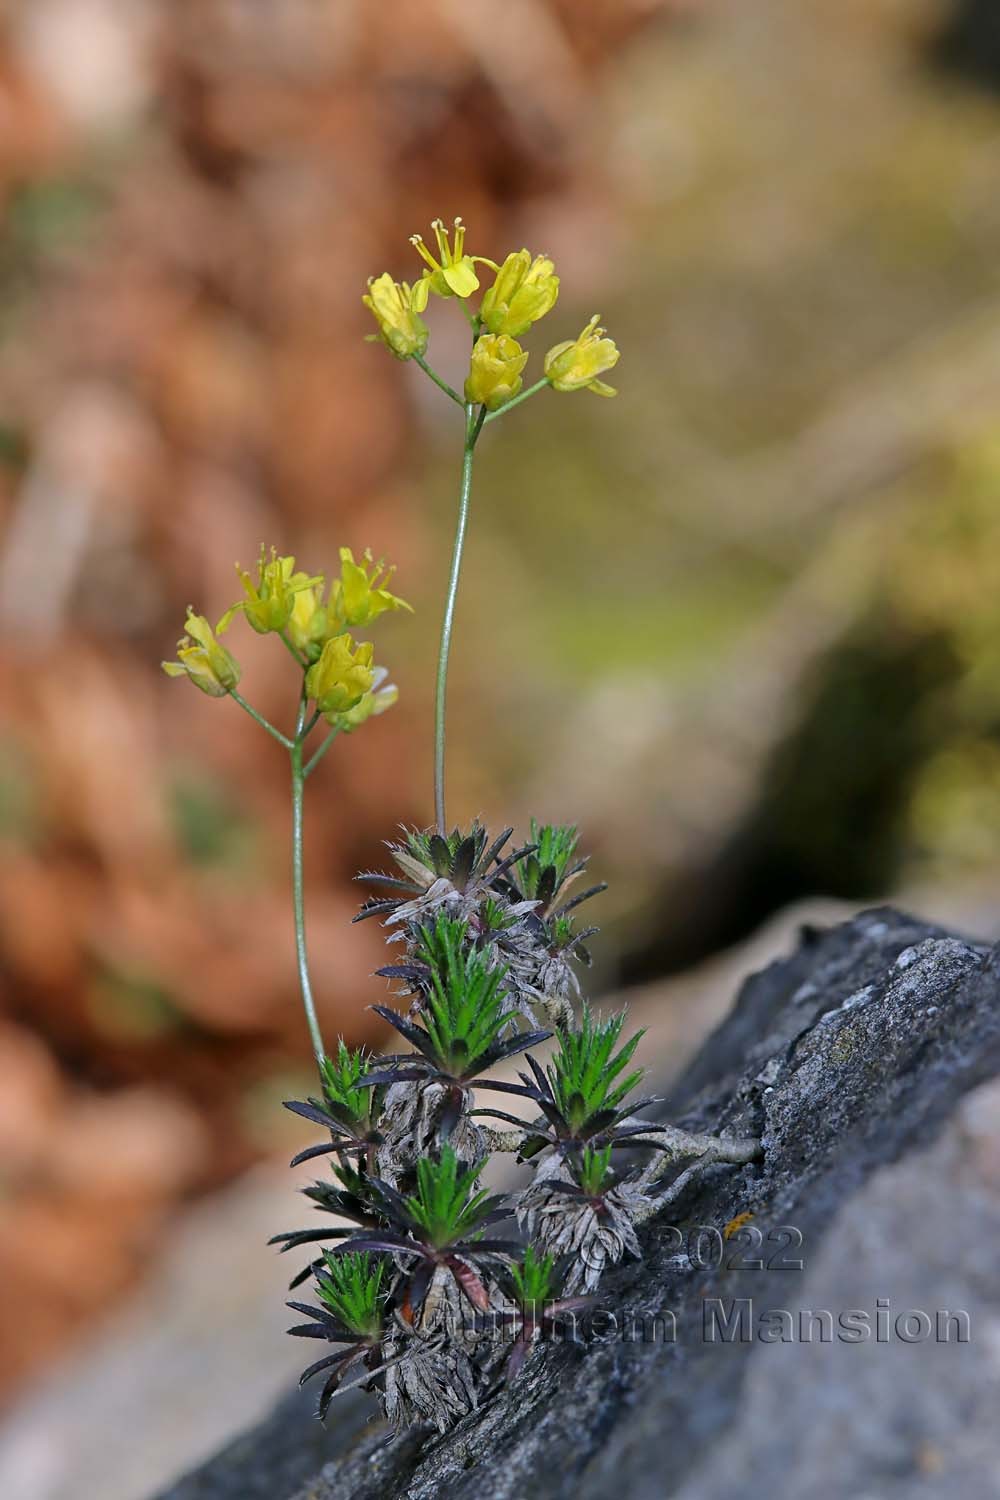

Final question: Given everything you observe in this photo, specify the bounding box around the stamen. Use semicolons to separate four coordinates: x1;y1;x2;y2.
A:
410;234;438;272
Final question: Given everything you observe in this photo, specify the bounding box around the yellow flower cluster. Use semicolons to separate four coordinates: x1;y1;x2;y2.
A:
162;545;408;730
363;217;619;410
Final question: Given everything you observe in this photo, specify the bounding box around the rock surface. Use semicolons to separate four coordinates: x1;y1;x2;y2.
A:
156;908;1000;1500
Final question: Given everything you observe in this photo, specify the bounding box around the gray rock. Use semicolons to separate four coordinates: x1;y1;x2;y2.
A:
154;908;1000;1500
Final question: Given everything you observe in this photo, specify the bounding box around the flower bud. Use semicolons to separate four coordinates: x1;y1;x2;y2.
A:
330;548;412;630
162;611;241;697
480;251;559;337
465;333;529;412
305;634;375;717
362;273;429;360
544;315;619;396
286;580;329;660
220;547;322;635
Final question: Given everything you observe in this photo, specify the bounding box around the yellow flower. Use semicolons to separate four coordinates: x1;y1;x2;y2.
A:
362;273;429;360
410;216;488;300
330;548;412;630
162;610;241;697
480;250;559;337
465;333;529;411
220;547;322;635
544;315;620;397
330;666;398;733
286;579;330;660
305;634;375;717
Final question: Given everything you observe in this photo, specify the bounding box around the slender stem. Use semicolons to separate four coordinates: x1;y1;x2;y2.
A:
484;376;550;423
304;725;341;778
279;631;308;667
460;304;482;335
434;402;481;832
413;353;464;407
230;690;294;749
290;691;326;1067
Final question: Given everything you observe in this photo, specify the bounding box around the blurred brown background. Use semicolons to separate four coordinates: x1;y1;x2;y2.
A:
2;0;1000;1488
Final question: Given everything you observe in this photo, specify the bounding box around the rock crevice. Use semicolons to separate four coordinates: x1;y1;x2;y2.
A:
157;909;1000;1500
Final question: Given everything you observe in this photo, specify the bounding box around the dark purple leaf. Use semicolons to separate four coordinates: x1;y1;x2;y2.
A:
282;1099;349;1133
375;963;429;982
428;833;452;875
451;835;476;890
446;1255;491;1312
480;827;514;871
535;866;557;911
355;873;416;893
318;1350;366;1419
368;1005;438;1061
475;1078;539;1098
607;1120;661;1140
268;1227;353;1250
286;1300;339;1325
461;1237;523;1256
437;1086;465;1140
287;1256;324;1291
468;1107;530;1128
489;843;537;885
478;1029;552;1069
360;1067;428;1089
524;1053;551;1098
288;1141;340;1169
403;1257;435;1321
506;1334;531;1378
325;1233;422;1258
553;883;607;918
352;898;399;923
365;1175;410;1221
300;1347;360;1386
